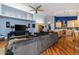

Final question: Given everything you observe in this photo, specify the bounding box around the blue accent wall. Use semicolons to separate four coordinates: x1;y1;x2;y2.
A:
54;16;77;28
0;17;36;36
55;16;77;22
55;16;77;24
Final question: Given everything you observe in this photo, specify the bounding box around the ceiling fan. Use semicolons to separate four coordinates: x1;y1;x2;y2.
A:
29;5;44;13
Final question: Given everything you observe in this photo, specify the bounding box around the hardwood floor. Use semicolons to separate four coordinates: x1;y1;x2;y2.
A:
0;35;79;55
0;41;6;55
41;36;78;55
0;41;6;48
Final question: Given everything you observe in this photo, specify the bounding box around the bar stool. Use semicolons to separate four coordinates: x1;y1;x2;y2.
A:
61;30;67;48
73;32;79;54
66;30;74;47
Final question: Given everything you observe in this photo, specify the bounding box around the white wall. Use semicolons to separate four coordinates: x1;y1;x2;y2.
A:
0;4;2;14
44;16;55;31
34;14;46;32
2;3;46;24
34;14;45;24
43;17;48;31
50;16;55;30
1;4;33;21
34;14;55;31
2;3;33;14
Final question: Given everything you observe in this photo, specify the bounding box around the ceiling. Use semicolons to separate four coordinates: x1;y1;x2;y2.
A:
23;3;79;16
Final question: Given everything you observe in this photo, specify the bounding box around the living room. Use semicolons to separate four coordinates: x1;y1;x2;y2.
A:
0;3;79;55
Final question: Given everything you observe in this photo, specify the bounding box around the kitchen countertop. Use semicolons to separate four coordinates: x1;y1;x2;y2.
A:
6;33;58;55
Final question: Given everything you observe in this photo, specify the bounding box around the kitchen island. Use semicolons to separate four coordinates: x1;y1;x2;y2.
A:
6;32;58;55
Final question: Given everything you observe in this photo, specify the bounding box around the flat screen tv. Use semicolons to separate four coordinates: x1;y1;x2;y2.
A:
15;25;26;31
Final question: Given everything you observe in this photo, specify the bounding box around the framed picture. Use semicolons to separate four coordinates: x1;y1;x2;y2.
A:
28;24;30;28
6;22;10;28
32;24;35;28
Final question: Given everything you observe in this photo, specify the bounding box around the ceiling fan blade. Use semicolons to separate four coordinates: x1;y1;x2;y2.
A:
29;5;35;10
36;5;42;9
38;9;44;11
30;10;35;11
